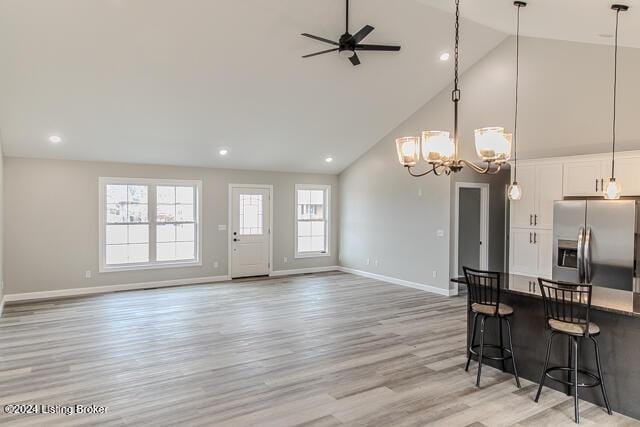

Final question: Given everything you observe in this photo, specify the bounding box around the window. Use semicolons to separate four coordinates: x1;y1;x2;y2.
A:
295;184;330;258
99;178;202;271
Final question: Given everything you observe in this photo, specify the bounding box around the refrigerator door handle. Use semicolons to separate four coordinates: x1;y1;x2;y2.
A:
584;227;593;284
577;226;585;283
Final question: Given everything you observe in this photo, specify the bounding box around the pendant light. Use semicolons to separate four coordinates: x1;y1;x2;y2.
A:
395;0;510;177
604;4;628;200
508;1;527;201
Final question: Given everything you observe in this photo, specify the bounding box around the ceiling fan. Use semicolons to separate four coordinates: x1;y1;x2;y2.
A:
301;0;401;66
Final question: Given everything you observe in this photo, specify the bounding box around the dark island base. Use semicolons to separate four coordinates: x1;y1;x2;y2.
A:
467;291;640;421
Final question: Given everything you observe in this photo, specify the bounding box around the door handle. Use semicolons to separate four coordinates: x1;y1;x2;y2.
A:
233;238;239;242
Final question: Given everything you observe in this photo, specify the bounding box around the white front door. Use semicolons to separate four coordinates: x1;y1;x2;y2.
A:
230;186;271;278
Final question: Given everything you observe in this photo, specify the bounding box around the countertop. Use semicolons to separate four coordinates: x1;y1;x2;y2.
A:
451;273;640;318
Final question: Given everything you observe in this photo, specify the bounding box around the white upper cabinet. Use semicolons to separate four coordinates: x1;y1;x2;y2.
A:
608;156;640;196
535;164;564;229
510;165;536;228
510;163;563;230
563;160;604;197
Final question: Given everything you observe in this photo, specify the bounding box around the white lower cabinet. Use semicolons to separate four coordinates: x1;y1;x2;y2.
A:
509;228;552;279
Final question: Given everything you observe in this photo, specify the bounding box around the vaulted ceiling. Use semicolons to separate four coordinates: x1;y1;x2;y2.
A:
1;1;638;173
0;0;505;173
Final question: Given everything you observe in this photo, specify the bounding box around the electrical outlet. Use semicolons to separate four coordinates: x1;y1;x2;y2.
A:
85;270;92;279
218;224;227;231
213;261;219;268
436;230;445;237
365;258;370;266
374;260;379;267
432;270;438;278
283;257;288;263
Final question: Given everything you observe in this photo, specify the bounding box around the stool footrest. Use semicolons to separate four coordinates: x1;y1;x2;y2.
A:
544;366;602;388
469;343;513;362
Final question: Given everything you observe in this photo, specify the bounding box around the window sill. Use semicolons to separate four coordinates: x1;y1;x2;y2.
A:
100;260;202;273
294;252;331;259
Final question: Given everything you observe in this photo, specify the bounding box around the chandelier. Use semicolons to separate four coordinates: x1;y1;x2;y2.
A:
395;0;511;177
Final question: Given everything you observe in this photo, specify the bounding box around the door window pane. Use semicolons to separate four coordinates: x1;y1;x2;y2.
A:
239;194;263;235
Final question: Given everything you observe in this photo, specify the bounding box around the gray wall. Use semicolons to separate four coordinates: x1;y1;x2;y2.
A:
4;157;338;294
0;145;3;302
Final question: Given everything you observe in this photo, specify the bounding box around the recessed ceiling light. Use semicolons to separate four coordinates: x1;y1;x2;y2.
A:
325;156;334;163
218;147;229;156
439;52;450;61
49;135;62;143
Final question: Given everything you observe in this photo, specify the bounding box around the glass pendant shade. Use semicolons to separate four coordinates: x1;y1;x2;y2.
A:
508;182;522;201
604;178;621;200
395;136;421;166
421;131;455;164
474;127;512;163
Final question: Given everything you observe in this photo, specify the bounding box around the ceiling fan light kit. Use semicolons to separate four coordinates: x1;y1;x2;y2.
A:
301;0;401;66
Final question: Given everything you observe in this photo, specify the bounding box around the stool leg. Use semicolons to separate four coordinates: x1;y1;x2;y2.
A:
499;318;506;372
591;336;612;415
476;315;486;388
466;312;479;372
573;336;579;424
505;317;520;388
567;335;573;396
535;331;556;403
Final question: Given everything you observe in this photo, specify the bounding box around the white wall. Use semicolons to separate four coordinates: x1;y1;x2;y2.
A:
339;35;640;292
4;157;338;294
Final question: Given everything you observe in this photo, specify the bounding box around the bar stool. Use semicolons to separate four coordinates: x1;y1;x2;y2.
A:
463;267;520;388
534;278;612;424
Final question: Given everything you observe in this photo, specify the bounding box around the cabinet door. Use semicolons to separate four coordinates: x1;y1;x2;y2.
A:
510;228;538;275
563;160;603;197
535;164;563;229
510;165;536;228
535;229;553;279
609;157;640;196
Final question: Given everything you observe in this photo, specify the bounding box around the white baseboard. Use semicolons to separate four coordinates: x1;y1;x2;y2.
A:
338;266;453;297
270;266;339;277
2;275;231;303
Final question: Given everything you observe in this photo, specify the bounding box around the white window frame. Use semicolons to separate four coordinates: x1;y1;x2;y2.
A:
294;184;331;259
99;177;203;272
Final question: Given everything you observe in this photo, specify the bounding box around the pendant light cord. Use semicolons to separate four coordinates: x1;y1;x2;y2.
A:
513;3;521;182
611;8;620;179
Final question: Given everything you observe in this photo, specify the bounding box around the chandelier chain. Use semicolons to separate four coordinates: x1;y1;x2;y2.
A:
453;0;460;93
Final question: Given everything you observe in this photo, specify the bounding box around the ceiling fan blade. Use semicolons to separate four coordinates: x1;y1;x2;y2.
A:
355;44;401;52
302;48;339;58
301;33;339;46
350;25;374;44
349;53;361;66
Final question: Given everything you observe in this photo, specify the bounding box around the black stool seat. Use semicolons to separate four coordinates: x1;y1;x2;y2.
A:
472;302;514;317
463;267;520;389
548;319;600;336
534;278;612;424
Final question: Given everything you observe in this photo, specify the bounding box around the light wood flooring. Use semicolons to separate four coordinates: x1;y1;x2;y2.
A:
0;271;638;426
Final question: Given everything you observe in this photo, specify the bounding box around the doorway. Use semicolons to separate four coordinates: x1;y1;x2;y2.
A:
228;184;273;278
454;182;489;277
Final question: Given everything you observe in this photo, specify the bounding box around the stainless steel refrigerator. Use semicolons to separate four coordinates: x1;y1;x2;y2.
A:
553;200;640;291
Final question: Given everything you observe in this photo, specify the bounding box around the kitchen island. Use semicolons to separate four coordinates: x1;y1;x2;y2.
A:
451;273;640;420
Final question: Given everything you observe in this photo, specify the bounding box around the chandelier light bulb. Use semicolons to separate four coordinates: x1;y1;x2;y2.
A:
395;136;420;167
604;178;621;200
422;131;455;165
